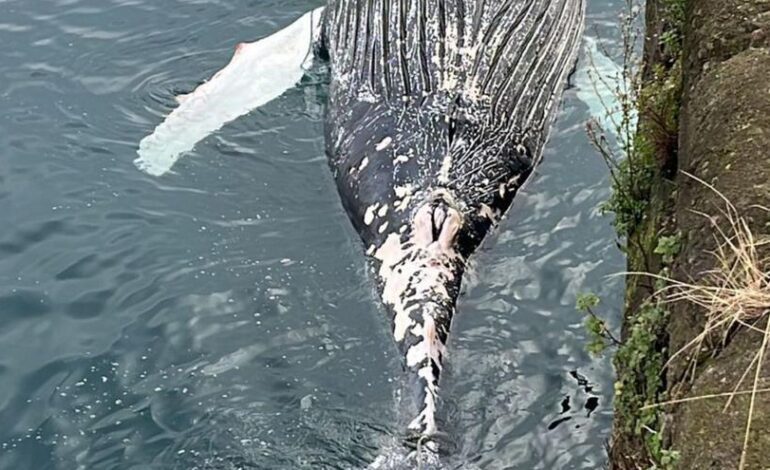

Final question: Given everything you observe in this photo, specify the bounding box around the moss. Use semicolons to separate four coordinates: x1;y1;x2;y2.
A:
582;240;681;469
659;0;686;57
612;246;680;469
599;2;686;467
600;58;682;245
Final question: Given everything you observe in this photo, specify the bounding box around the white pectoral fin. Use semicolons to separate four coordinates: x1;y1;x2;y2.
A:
575;36;637;142
135;7;325;176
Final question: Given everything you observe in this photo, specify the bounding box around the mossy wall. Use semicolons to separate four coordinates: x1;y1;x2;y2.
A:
610;0;770;468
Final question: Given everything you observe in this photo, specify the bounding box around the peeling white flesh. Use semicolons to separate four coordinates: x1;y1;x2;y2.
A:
373;201;463;437
134;7;325;176
375;136;392;151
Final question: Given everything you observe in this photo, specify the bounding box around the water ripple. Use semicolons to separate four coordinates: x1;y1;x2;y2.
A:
0;0;627;468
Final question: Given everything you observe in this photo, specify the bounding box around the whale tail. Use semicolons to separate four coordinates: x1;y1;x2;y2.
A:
135;7;325;176
372;198;467;455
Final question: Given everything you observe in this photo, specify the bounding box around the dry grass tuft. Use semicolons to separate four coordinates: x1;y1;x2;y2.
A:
627;171;770;469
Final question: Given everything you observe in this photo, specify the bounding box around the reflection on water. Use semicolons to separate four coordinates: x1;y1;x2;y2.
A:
0;0;625;468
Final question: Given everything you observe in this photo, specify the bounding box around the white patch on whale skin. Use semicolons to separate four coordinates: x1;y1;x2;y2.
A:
373;200;464;438
364;203;380;226
358;156;370;171
393;154;409;164
377;204;389;217
134;7;324;176
438;152;452;184
375;136;392;151
394;198;411;212
478;203;499;222
373;234;414;341
409;365;440;434
405;317;445;368
394;185;413;198
393;184;415;212
357;89;377;103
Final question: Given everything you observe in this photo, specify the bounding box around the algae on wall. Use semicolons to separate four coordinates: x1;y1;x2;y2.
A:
599;0;770;468
604;2;683;467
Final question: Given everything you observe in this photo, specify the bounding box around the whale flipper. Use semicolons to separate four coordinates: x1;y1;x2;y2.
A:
135;7;325;176
574;36;637;141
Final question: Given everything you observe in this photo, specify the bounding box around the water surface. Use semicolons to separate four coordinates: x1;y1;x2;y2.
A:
0;1;626;468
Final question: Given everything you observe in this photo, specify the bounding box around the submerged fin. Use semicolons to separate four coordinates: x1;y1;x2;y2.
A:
135;7;325;176
574;36;636;141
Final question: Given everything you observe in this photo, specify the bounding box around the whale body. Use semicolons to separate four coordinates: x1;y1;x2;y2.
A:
136;0;586;461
